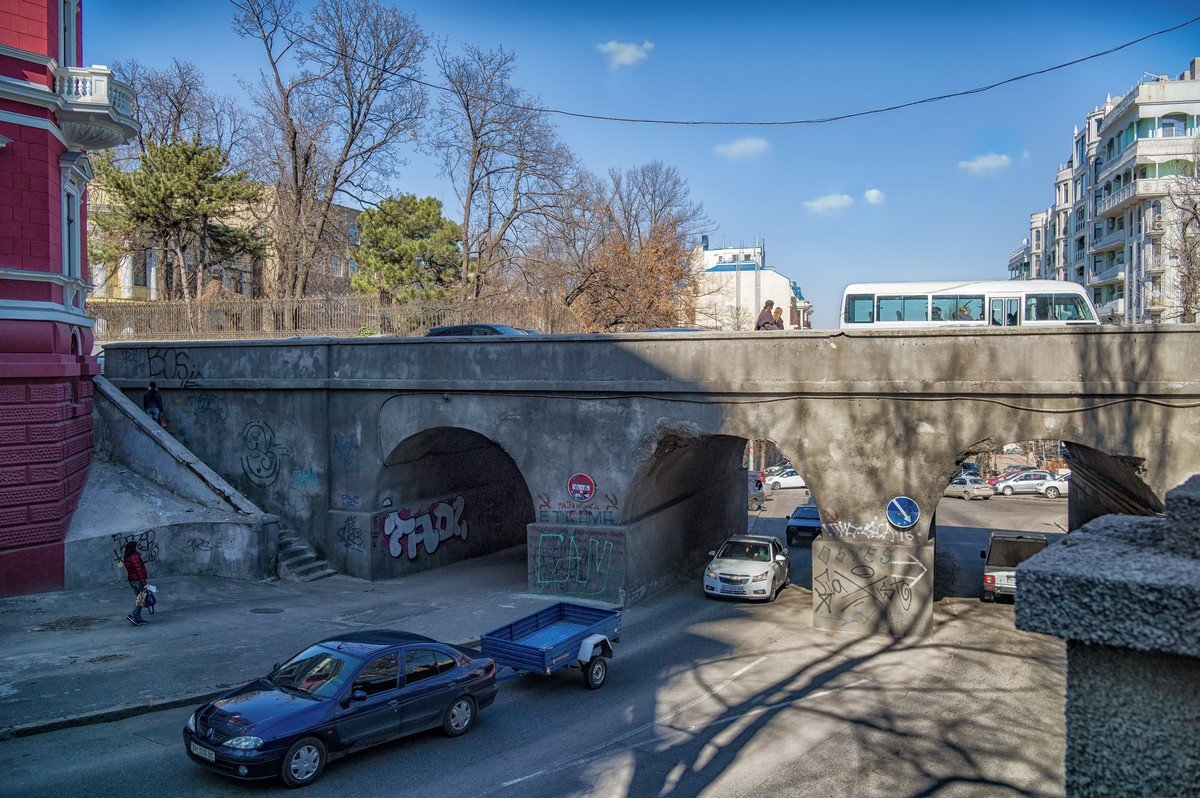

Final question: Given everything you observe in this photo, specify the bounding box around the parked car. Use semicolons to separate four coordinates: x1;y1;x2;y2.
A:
748;478;766;511
767;468;806;491
959;462;980;475
943;476;994;501
183;630;497;787
785;501;823;546
992;470;1058;496
763;464;791;479
424;324;532;337
1037;473;1070;499
703;535;790;601
981;533;1049;602
986;465;1033;486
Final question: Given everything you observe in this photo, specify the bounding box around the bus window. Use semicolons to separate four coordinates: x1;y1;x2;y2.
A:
1054;293;1094;321
876;295;928;322
843;294;874;324
1026;294;1053;321
933;295;984;322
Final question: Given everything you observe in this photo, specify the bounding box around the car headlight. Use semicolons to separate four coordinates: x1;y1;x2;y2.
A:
705;567;717;579
752;571;770;582
186;712;196;732
224;736;264;750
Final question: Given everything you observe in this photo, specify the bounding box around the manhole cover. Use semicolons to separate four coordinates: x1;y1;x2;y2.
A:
248;608;285;614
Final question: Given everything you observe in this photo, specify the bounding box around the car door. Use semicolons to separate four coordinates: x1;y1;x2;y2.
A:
1017;472;1044;494
332;652;401;749
945;478;963;497
399;648;458;733
771;539;788;584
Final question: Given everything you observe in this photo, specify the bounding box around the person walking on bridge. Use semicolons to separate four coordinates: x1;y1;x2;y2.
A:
143;381;163;424
122;540;149;626
755;300;775;330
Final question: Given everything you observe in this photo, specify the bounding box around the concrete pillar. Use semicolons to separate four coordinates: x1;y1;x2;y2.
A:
1016;474;1200;796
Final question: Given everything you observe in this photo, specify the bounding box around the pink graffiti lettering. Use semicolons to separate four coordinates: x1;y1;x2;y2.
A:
382;497;468;560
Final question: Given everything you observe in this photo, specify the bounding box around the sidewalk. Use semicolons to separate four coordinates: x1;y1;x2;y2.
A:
0;545;553;738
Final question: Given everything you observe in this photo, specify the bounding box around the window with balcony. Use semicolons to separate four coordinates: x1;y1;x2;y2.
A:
1159;116;1185;138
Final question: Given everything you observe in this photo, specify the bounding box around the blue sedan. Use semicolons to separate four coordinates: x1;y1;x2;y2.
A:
183;630;497;787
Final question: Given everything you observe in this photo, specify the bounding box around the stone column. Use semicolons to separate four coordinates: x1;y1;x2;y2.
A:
1016;474;1200;796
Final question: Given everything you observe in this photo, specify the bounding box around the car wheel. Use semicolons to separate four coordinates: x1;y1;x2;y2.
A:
961;491;972;501
770;481;781;491
584;655;608;690
982;592;995;603
1002;486;1014;496
442;695;476;737
280;737;326;788
1044;487;1060;499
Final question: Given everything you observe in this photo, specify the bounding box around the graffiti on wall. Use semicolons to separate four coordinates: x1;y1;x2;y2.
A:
291;468;318;485
536;491;622;527
148;348;201;388
532;528;625;598
812;541;927;629
332;433;361;475
188;394;229;421
822;519;915;545
380;497;468;560
337;517;364;552
112;529;158;564
240;421;289;487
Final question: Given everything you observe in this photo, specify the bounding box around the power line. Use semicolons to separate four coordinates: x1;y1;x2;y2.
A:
242;5;1200;127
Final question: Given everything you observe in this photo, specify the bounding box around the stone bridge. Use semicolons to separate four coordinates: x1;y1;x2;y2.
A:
103;327;1200;635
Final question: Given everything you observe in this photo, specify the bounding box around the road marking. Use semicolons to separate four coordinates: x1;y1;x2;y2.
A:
499;655;766;789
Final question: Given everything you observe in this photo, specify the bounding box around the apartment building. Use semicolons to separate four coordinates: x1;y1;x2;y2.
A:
0;0;138;593
1010;57;1200;323
691;238;813;329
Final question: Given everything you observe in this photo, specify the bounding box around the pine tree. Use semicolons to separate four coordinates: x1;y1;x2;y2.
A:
349;195;461;302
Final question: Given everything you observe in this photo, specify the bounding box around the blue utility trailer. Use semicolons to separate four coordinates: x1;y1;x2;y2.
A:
481;602;621;690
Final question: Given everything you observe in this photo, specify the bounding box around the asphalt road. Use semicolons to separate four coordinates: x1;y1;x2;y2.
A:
7;582;1064;798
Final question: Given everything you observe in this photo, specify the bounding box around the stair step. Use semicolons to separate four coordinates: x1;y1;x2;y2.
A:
281;553;318;569
275;529;336;583
291;561;333;578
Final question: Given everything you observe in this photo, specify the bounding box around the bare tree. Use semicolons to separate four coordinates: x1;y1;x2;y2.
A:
607;160;711;249
233;0;427;301
431;44;576;304
1161;144;1200;323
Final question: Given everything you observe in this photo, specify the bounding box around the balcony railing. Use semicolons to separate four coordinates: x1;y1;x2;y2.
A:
1091;228;1127;252
1097;179;1172;216
53;66;138;150
1096;297;1126;318
1089;265;1125;285
1099;85;1139;134
1097;133;1200;184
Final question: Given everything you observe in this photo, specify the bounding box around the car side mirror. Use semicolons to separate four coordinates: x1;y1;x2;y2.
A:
775;554;787;563
980;550;987;559
341;689;368;708
707;550;716;557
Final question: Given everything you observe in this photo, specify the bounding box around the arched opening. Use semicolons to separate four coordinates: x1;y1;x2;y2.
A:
620;433;819;601
374;426;533;578
935;437;1160;601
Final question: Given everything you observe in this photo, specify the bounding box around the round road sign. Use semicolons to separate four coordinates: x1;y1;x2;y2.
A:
567;473;596;502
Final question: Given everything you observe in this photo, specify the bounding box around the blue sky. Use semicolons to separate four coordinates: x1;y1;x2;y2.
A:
87;1;1199;327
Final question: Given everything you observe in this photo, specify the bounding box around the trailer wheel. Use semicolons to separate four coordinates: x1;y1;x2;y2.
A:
584;655;607;690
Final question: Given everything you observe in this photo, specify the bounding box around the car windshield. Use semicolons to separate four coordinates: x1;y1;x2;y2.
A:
271;645;358;699
716;541;771;562
986;538;1048;568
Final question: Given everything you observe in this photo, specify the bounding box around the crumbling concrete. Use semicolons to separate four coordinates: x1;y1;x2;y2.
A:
1017;474;1200;795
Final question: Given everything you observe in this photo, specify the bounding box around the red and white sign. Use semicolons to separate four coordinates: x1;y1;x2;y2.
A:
566;473;596;502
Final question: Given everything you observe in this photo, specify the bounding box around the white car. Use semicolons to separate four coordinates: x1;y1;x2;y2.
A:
1037;473;1070;499
768;468;806;491
702;535;790;601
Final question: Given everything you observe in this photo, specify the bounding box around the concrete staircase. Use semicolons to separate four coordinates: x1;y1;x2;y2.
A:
277;528;337;582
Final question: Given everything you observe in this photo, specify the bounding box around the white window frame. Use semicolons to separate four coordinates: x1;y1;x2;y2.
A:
59;152;92;284
59;0;78;68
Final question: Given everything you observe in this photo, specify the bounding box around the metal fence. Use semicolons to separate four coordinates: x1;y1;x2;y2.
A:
90;295;585;342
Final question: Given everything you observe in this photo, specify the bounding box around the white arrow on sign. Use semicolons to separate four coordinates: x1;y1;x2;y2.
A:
890;557;928;585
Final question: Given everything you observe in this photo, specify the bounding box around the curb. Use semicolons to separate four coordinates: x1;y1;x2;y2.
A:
1;635;485;741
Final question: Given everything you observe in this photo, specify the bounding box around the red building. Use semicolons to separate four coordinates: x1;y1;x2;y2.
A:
0;1;136;594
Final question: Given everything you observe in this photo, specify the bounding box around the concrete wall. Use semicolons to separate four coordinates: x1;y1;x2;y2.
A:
1017;475;1200;795
100;327;1200;628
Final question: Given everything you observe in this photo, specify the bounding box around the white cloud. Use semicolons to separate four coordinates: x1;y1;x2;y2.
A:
713;136;769;161
957;152;1013;176
596;40;654;69
864;188;887;205
803;193;855;214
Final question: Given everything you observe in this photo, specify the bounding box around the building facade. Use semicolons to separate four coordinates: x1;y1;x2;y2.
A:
1010;58;1200;324
0;0;137;594
692;240;813;329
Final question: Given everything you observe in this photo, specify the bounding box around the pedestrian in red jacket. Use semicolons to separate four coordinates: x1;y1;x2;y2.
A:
123;541;149;626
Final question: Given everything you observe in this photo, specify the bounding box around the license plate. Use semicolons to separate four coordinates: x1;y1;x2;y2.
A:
190;741;216;762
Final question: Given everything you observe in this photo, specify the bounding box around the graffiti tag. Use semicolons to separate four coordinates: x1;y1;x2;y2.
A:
188;394;228;421
112;529;158;564
148;348;201;388
534;532;614;595
337;517;364;552
291;468;318;485
241;421;287;487
331;433;361;475
380;497;468;560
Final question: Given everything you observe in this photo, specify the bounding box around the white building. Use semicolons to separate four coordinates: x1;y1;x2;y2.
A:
1009;57;1200;324
692;239;813;329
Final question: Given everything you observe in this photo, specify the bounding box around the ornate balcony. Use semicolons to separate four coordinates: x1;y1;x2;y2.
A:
1097;179;1172;217
54;66;138;151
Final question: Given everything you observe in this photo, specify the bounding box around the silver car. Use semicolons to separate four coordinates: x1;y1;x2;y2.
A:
992;470;1058;496
943;476;994;500
702;535;790;601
